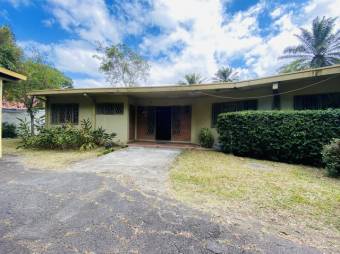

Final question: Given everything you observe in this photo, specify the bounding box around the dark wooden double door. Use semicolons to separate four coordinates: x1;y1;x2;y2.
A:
135;106;191;142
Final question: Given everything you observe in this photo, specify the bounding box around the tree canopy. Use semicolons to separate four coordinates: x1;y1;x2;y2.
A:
0;25;23;71
280;16;340;71
94;43;150;87
213;67;238;82
178;73;205;85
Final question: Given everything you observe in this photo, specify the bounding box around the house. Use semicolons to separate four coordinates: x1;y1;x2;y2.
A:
0;67;27;157
30;65;340;145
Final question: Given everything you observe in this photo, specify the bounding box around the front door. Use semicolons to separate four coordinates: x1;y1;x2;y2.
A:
156;107;172;141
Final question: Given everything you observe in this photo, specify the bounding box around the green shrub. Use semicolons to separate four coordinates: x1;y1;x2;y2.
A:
217;110;340;166
322;139;340;177
2;122;17;138
17;118;116;150
199;128;215;148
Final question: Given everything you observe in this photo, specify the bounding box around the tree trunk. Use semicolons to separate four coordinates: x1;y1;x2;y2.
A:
28;109;35;135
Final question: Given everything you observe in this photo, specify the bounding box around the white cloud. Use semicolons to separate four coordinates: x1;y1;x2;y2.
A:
15;0;340;87
46;0;121;44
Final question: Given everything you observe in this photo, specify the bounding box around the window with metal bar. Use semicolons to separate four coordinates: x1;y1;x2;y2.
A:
294;93;340;110
96;103;124;115
51;104;79;124
211;100;258;127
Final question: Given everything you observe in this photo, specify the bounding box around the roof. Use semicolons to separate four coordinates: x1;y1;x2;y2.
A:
0;67;27;81
2;100;27;110
30;64;340;97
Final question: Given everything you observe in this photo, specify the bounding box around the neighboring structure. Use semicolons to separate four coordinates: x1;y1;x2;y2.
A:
2;100;45;128
0;67;26;157
31;65;340;145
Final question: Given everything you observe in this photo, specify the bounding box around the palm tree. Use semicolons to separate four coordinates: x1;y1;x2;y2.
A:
178;73;205;85
280;16;340;70
213;67;238;82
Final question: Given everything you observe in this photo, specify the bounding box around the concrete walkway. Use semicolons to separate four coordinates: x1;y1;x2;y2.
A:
69;147;181;193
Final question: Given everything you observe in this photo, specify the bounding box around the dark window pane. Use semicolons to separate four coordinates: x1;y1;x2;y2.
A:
96;103;124;115
51;104;79;124
294;93;340;110
212;100;258;127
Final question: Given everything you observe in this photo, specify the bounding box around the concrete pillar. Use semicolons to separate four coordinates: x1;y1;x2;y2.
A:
272;82;281;110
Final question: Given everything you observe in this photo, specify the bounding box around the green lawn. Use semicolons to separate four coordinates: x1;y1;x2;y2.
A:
170;150;340;251
2;138;107;170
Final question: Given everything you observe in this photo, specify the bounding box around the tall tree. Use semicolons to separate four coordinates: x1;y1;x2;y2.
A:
213;67;238;82
280;16;340;70
4;57;73;134
94;43;150;87
178;73;205;85
0;25;23;71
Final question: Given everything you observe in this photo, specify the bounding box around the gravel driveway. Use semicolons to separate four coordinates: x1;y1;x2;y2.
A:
0;148;321;254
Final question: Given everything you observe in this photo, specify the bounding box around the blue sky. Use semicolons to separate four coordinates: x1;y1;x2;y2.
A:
1;0;339;87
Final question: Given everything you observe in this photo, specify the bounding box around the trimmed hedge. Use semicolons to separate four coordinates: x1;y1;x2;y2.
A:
217;110;340;166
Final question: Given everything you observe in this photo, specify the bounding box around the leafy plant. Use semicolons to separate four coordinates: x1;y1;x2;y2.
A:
2;122;17;138
322;139;340;177
217;110;340;166
198;128;215;148
17;119;116;151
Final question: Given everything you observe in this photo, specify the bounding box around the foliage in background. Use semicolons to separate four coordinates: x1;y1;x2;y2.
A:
4;52;73;135
198;128;214;148
280;16;340;71
17;118;116;151
178;73;205;85
0;26;23;71
217;110;340;166
322;139;340;177
278;60;307;73
2;122;17;138
213;67;238;82
94;43;150;87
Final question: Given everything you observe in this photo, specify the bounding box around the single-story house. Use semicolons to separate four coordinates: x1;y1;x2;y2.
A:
0;67;27;157
30;65;340;145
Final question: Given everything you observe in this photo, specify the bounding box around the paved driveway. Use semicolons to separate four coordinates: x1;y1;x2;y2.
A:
69;147;181;193
0;148;321;254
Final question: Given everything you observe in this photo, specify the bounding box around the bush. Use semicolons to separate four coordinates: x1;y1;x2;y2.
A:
322;139;340;177
199;128;214;148
2;122;17;138
217;110;340;166
17;118;116;150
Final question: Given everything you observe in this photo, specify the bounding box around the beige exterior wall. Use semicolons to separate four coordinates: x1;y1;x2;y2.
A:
47;95;129;144
45;77;340;145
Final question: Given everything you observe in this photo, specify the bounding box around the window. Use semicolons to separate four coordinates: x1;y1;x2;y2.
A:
294;93;340;110
212;100;258;127
96;103;124;115
51;104;79;124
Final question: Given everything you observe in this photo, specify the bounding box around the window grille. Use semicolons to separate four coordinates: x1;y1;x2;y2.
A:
96;103;124;115
51;104;79;124
294;93;340;110
211;100;258;127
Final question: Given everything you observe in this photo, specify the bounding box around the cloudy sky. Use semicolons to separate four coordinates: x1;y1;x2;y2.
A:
1;0;339;87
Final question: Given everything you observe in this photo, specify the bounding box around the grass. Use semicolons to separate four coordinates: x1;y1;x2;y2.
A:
2;138;108;170
170;150;340;251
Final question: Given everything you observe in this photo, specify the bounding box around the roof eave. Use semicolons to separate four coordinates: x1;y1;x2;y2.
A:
29;64;340;96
